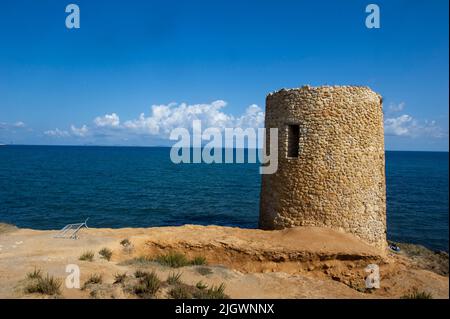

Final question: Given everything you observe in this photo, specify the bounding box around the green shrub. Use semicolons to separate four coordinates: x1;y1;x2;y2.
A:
155;252;190;268
25;274;61;295
27;268;42;280
79;251;94;261
99;247;113;261
168;285;192;299
167;272;183;285
133;271;161;298
134;269;148;278
401;288;433;299
191;256;207;266
154;252;208;268
196;281;208;290
194;283;228;299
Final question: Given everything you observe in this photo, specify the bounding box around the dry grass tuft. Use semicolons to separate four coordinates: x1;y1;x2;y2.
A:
25;274;61;295
99;247;113;261
113;272;127;284
133;271;161;298
155;252;208;268
83;273;103;289
79;251;94;262
401;288;433;299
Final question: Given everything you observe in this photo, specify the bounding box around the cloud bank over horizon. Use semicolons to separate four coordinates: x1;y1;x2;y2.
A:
383;102;446;139
1;100;448;150
43;100;265;144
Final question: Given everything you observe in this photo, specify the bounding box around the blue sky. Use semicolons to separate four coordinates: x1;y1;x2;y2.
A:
0;0;448;151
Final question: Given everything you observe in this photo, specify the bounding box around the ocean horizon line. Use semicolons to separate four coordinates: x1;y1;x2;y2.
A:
0;143;448;153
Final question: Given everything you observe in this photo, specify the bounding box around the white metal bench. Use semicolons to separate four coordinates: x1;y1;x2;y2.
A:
54;218;89;239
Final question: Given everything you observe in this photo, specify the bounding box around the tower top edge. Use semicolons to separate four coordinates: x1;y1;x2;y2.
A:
267;85;381;99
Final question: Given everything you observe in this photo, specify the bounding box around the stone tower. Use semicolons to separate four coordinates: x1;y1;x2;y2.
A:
259;85;387;248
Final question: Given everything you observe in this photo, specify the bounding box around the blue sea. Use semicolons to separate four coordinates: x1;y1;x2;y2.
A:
0;145;448;252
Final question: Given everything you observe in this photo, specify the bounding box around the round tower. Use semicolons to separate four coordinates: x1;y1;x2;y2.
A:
259;85;386;248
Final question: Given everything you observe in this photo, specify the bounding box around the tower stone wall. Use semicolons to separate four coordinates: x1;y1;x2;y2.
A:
259;85;387;248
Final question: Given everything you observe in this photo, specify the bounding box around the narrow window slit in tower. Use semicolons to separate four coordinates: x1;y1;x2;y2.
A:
287;124;300;158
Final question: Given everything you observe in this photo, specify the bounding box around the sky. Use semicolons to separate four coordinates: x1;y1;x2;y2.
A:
0;0;448;151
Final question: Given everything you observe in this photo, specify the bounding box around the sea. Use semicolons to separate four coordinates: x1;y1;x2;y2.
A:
0;145;448;252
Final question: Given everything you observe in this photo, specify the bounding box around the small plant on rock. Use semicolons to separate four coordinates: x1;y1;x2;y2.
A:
196;281;208;290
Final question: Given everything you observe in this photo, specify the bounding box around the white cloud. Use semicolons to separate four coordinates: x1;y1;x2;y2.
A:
235;104;265;129
44;125;89;138
122;100;261;137
383;102;446;138
387;102;405;113
70;125;89;137
43;99;445;142
44;128;70;137
384;114;413;136
384;114;445;138
94;113;120;128
0;121;26;130
13;121;26;128
43;100;264;141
